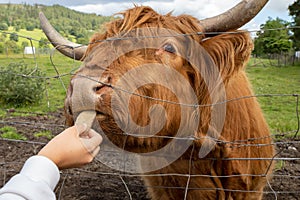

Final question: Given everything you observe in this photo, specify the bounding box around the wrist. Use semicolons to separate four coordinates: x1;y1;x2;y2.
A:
21;155;60;190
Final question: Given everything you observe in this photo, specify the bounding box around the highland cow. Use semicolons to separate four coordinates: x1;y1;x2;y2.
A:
40;0;274;199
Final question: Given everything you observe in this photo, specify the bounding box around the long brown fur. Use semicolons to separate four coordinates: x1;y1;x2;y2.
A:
65;6;275;199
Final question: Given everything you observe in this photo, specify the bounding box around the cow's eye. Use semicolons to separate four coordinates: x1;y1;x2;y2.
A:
163;43;176;53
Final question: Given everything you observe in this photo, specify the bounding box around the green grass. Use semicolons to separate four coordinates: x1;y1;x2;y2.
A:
34;130;53;139
246;63;300;134
5;27;46;47
0;53;81;116
3;26;77;48
0;126;27;140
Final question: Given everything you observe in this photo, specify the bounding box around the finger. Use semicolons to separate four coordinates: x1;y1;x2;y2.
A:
90;146;100;157
88;131;103;147
81;129;102;142
89;129;103;144
80;130;102;152
75;124;88;136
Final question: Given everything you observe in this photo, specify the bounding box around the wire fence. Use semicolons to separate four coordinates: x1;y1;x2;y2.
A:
0;27;300;199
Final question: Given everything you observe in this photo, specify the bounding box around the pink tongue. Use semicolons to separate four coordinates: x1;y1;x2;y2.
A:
75;110;96;129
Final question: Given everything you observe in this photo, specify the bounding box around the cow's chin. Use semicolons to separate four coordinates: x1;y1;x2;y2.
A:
93;114;174;153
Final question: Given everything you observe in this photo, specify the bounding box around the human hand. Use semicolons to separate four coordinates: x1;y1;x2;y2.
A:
38;124;102;169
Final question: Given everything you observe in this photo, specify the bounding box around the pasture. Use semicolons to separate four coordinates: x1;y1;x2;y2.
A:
0;53;80;116
0;54;299;199
247;60;300;134
4;27;46;47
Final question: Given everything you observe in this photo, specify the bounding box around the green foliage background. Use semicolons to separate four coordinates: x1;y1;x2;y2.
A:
289;0;300;50
0;3;114;49
253;17;292;55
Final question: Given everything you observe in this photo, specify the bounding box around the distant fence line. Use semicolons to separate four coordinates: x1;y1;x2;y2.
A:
0;47;52;57
1;46;300;67
1;48;300;67
252;52;300;67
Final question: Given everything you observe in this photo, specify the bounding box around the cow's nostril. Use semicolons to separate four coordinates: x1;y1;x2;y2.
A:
68;105;73;115
93;85;104;92
107;76;112;83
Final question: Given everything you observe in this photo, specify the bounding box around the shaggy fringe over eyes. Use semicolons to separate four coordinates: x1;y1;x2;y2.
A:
86;6;205;54
86;6;252;83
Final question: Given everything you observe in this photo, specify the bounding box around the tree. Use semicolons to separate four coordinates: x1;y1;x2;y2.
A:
288;0;300;50
253;17;292;55
39;37;50;48
0;23;8;31
0;43;4;54
21;41;29;49
9;32;18;42
26;23;35;31
0;33;6;42
15;26;20;32
5;40;21;54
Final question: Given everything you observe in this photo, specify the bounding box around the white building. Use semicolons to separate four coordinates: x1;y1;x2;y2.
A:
24;46;36;54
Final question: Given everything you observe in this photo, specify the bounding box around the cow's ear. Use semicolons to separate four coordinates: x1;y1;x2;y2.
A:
201;32;253;82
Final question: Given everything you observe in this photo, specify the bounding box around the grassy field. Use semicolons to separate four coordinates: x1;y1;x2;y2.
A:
0;53;80;116
0;54;299;135
247;59;300;134
4;27;46;47
2;27;77;48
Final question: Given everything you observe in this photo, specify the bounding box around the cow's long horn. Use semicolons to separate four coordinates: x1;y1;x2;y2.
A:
200;0;269;33
39;12;87;60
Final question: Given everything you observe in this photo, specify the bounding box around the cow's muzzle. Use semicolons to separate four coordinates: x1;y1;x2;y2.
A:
68;75;113;122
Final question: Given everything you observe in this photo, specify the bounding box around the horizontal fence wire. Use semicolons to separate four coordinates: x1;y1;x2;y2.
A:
1;26;300;52
0;27;300;199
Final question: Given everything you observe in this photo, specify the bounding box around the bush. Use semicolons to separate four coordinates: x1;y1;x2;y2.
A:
4;40;21;54
0;62;45;107
0;43;4;54
25;23;35;31
0;23;8;31
15;26;20;32
21;41;29;49
39;37;49;48
9;32;18;42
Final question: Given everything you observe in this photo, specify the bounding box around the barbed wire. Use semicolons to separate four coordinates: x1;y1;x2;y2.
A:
0;27;300;199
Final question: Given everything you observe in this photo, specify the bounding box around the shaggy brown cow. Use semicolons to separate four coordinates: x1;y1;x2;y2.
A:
40;0;275;199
